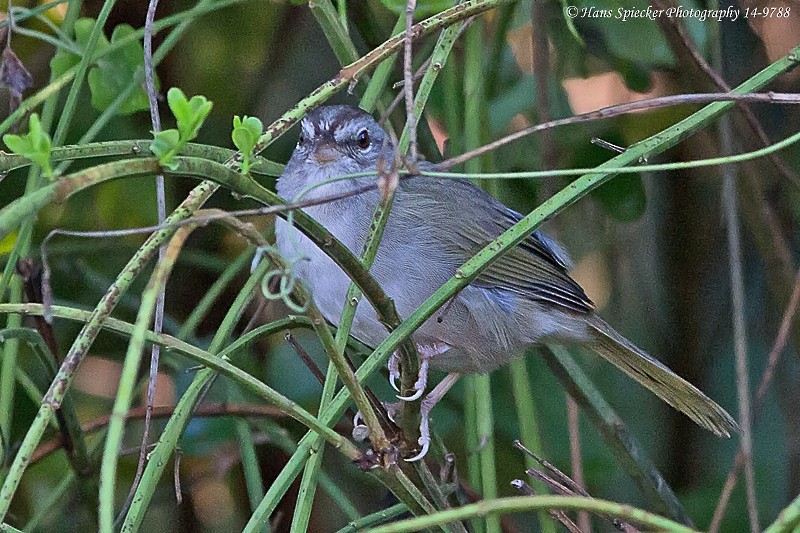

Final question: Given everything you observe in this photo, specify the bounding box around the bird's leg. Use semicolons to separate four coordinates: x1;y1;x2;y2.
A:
406;372;461;462
396;342;450;401
360;343;449;442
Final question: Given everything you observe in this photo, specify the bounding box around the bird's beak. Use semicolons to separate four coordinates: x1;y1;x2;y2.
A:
313;143;341;164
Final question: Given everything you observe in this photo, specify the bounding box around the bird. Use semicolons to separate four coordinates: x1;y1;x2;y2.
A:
274;104;738;461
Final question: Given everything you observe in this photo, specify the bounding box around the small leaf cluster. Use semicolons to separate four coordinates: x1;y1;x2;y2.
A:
3;114;54;179
150;88;213;170
231;115;263;174
51;18;156;115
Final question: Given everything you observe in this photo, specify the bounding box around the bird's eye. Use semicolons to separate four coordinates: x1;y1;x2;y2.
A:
356;129;370;150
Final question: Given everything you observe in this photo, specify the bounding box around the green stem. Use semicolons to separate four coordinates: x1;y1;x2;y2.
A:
475;375;499;533
763;490;800;533
463;16;498;533
360;16;406;113
233;392;267;514
98;225;192;532
463;376;482;533
363;495;699;533
336;503;408;533
507;358;557;533
0;305;318;371
397;21;462;151
0;140;282;175
309;0;360;64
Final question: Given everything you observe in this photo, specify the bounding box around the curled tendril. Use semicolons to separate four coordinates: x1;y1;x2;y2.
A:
260;262;308;314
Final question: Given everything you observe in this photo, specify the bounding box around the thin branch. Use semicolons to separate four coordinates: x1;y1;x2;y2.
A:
565;396;589;532
127;0;167;524
531;1;556;171
714;11;759;528
404;0;418;161
285;332;327;385
441;92;800;171
721;135;760;533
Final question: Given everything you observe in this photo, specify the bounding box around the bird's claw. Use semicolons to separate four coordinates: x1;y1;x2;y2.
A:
388;352;401;393
352;411;369;441
405;437;430;462
405;396;433;462
382;401;399;424
403;372;460;462
396;358;429;402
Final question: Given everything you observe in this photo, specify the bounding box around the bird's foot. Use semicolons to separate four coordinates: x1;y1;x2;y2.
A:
405;373;460;462
396;342;450;402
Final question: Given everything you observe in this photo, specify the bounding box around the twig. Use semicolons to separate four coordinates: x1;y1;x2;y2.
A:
565;396;589;532
441;92;800;170
531;1;556;171
285;332;326;385
173;449;183;505
382;57;430;122
126;0;167;526
721;131;759;532
516;440;642;532
404;0;418;161
714;9;759;526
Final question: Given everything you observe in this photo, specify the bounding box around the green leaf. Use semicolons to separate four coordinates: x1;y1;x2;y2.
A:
3;114;54;178
380;0;455;18
88;24;154;114
73;18;102;49
167;87;213;142
49;19;154;115
50;48;80;78
49;17;98;78
0;230;18;255
149;129;181;169
232;115;263;173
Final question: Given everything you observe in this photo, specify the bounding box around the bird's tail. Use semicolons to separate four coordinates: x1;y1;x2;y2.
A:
586;315;739;437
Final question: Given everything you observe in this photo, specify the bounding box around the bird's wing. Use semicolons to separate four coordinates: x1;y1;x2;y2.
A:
399;176;594;314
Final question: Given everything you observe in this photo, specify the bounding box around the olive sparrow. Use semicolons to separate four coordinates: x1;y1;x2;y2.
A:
274;105;738;461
